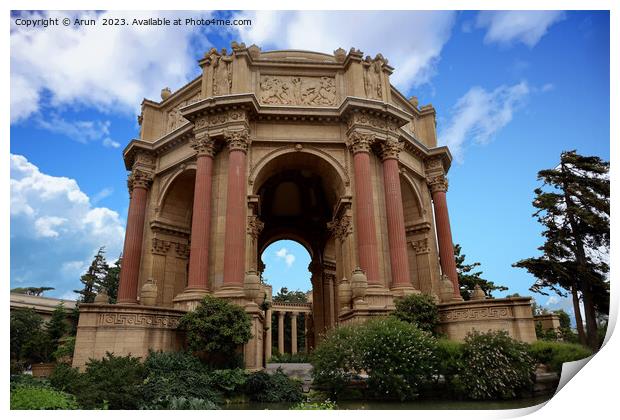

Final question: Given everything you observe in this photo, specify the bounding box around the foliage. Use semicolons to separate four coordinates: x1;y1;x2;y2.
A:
392;293;439;334
435;339;463;383
207;368;247;397
99;255;121;303
20;328;55;363
528;341;592;372
49;363;81;394
273;287;308;303
140;396;219;410
178;295;252;368
535;322;559;341
10;386;79;410
269;352;310;363
46;303;68;343
10;374;50;390
312;318;439;401
453;331;534;400
10;286;55;296
11;360;26;375
513;150;609;350
291;399;337;410
76;353;146;409
244;369;304;402
52;336;76;362
74;247;109;303
455;244;507;299
11;308;44;360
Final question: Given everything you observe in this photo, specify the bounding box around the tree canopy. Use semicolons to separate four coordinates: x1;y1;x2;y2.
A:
454;244;507;300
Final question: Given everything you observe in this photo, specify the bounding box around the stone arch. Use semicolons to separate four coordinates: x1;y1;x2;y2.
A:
399;169;425;223
156;163;197;213
157;168;196;229
259;234;315;260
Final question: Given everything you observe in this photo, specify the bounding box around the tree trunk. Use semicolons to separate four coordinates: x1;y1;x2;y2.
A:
571;286;587;345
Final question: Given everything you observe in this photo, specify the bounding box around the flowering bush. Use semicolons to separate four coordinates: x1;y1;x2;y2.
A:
453;330;534;400
311;318;439;400
528;341;592;372
392;293;440;334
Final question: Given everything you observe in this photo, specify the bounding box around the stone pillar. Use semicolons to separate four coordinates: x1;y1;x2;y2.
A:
309;261;324;341
291;312;298;355
222;129;250;288
265;308;272;362
278;311;285;354
379;140;414;291
348;131;381;285
427;174;461;299
186;134;217;292
118;169;152;304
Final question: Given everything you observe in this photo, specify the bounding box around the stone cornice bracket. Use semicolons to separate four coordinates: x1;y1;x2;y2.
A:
224;128;251;153
377;138;403;161
426;174;449;194
346;130;375;155
246;215;264;239
190;132;218;157
127;168;154;196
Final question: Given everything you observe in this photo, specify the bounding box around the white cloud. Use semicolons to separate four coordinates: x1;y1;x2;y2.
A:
36;114;117;147
10;154;125;296
476;11;565;47
10;10;214;122
91;187;114;204
439;81;530;163
102;138;121;149
231;11;456;90
275;247;296;267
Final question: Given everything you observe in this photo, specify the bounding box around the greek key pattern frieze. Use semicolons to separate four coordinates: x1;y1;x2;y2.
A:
440;306;513;322
98;312;181;329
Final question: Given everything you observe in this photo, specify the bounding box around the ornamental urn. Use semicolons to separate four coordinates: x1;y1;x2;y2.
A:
140;278;158;306
350;267;368;302
94;289;109;304
338;277;352;310
244;270;261;302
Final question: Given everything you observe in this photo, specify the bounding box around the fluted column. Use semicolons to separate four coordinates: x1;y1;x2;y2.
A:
427;174;460;298
278;311;285;354
222;129;250;287
265;308;272;362
118;170;152;304
291;312;298;355
186;134;217;292
379;140;412;289
348;131;381;285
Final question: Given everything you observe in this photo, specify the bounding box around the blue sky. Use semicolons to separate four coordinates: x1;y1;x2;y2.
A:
10;11;609;319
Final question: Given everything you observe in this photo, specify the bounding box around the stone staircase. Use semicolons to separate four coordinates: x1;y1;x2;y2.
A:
266;363;313;392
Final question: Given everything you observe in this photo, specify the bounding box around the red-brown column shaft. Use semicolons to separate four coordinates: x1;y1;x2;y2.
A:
187;139;215;290
431;188;460;296
222;130;249;286
350;134;381;285
381;153;411;288
118;172;151;304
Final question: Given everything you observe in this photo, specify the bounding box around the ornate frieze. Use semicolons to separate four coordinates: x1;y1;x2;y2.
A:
410;238;430;255
346;111;399;133
346;130;375;154
166;92;201;132
194;109;248;130
247;215;264;239
174;243;190;259
127;169;153;195
190;132;218;157
258;75;337;106
440;306;513;322
98;312;180;329
151;238;172;256
224;128;251;153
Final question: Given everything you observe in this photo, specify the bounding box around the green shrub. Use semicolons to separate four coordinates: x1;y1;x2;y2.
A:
207;368;247;397
392;293;439;334
10;386;78;410
49;363;81;394
312;318;439;401
528;341;592;372
10;360;26;375
11;308;44;360
436;339;463;382
291;399;337;410
244;369;303;402
454;330;534;400
10;374;50;391
178;295;252;368
77;353;146;409
269;352;310;363
140;396;219;410
52;337;76;363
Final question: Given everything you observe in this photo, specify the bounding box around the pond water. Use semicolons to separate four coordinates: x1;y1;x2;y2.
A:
222;394;554;410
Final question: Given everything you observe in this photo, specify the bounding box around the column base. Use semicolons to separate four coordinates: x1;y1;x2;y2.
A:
364;284;397;310
213;284;247;306
172;288;210;311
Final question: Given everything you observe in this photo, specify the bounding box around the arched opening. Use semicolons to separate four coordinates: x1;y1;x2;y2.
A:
261;239;312;358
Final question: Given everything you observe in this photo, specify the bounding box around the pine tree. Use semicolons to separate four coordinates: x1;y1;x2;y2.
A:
454;244;507;300
513;150;609;350
74;247;109;303
97;254;121;303
45;303;68;343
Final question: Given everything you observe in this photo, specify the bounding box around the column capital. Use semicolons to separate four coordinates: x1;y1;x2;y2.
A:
377;138;402;161
346;130;375;154
190;132;218;157
224;128;251;153
127;169;153;195
327;214;353;242
426;174;449;194
277;310;286;318
290;311;298;318
247;215;264;239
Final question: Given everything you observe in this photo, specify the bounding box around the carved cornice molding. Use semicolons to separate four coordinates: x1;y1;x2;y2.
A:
150;220;190;239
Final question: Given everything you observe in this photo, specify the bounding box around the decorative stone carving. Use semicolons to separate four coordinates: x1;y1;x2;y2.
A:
174;243;190;259
244;270;261;302
190;133;218;157
127;169;153;195
338;278;352;311
224;128;250;152
471;284;487;301
151;238;172;255
346;112;399;133
166;92;201;132
411;238;430;255
346;130;375;154
94;290;110;304
327;214;353;242
247;215;264;239
258;75;337;106
440;306;513;322
140;279;158;306
195;109;247;130
98;312;180;329
161;87;172;100
440;274;455;303
427;174;449;193
350;267;368;303
209;48;233;96
363;58;383;100
378;139;402;161
333;47;346;63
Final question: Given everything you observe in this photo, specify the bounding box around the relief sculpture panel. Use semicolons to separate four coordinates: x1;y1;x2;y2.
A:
259;75;337;106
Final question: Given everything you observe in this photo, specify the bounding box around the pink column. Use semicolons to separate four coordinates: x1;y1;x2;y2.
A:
222;130;249;286
118;170;152;304
429;176;460;297
349;132;381;285
186;135;216;291
380;142;411;288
